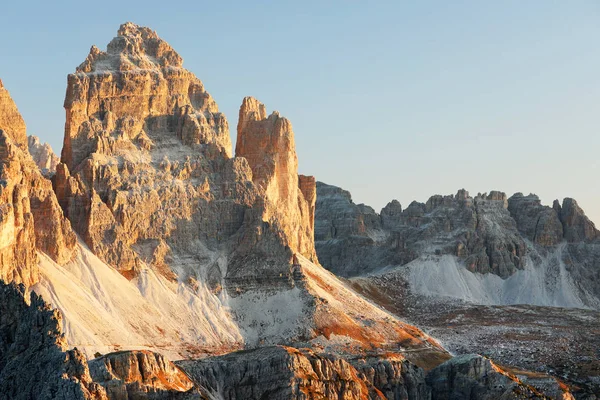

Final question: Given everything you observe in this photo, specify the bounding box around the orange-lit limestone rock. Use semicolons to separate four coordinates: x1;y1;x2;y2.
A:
0;79;27;147
57;22;254;278
0;83;76;287
62;22;231;169
88;350;196;398
236;97;318;262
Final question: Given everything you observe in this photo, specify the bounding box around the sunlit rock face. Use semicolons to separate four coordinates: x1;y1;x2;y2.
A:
178;346;429;400
57;23;259;280
236;97;317;263
27;135;60;176
0;80;27;148
0;84;76;287
0;282;107;400
88;350;196;399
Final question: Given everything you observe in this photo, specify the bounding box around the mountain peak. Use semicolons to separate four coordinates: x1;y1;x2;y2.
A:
76;22;183;74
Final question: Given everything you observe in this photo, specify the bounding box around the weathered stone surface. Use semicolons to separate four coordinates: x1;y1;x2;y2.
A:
560;198;599;243
316;183;526;278
0;81;77;286
0;105;76;286
28;135;60;176
426;354;547;399
88;350;197;399
0;79;27;148
56;23;260;278
178;346;429;400
56;23;320;290
236;97;317;263
508;193;563;247
0;282;107;400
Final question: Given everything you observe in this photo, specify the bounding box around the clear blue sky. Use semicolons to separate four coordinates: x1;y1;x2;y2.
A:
2;1;599;224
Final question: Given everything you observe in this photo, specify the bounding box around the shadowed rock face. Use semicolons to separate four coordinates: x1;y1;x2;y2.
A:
178;346;429;400
315;183;526;278
316;182;600;283
0;282;107;400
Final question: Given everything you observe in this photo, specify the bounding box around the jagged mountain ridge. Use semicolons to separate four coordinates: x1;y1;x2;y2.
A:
315;181;600;309
0;21;587;399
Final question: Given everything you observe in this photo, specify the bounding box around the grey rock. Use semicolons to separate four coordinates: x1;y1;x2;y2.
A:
0;282;106;400
426;354;546;399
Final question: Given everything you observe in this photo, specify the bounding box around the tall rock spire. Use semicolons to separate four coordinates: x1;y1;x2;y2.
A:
236;96;317;262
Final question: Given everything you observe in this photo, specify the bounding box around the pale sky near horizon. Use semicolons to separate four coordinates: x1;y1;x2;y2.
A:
1;1;598;225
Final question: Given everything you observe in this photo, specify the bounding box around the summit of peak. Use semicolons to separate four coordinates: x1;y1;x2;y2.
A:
76;22;182;74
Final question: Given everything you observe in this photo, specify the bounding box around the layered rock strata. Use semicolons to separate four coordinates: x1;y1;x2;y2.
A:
28;135;60;175
316;183;527;278
426;354;549;399
178;346;429;400
88;350;197;399
316;182;599;284
0;282;107;400
0;79;27;148
0;83;76;287
56;23;317;290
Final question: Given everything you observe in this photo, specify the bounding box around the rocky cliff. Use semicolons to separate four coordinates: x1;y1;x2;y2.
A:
45;23;448;360
88;350;197;399
28;135;60;176
0;21;586;400
0;282;106;400
315;182;600;308
316;183;528;278
426;354;551;399
0;83;76;287
0;79;27;148
55;22;316;287
178;346;429;400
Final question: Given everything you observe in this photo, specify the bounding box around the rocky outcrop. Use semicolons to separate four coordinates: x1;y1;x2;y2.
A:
316;183;526;278
236;97;317;262
316;182;600;285
0;79;27;148
88;351;197;399
507;193;563;247
0;282;107;400
28;135;60;176
61;22;231;170
426;354;547;399
56;23;259;278
0;86;76;286
178;346;429;400
52;23;428;356
55;23;319;288
559;198;598;243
